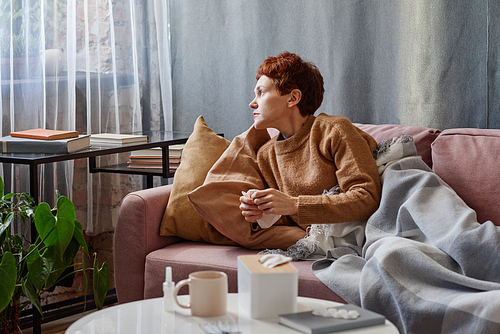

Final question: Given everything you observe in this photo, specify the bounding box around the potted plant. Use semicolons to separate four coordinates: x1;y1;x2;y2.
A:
0;176;109;334
0;0;66;78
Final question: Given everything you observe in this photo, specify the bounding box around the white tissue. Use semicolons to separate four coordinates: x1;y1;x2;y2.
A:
312;307;360;320
259;254;293;268
242;189;282;228
255;214;281;229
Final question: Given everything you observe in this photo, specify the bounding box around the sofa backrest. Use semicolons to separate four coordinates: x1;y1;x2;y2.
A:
271;122;499;226
357;124;499;226
354;123;441;168
432;128;500;226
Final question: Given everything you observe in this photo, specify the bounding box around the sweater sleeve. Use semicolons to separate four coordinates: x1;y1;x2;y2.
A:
296;119;381;228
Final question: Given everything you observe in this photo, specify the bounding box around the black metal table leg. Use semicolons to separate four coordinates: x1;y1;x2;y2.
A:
29;163;42;334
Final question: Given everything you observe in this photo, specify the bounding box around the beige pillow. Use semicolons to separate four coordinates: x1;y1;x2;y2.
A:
160;116;236;245
188;125;307;250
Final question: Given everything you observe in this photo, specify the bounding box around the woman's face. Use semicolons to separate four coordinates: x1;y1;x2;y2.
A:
249;76;290;130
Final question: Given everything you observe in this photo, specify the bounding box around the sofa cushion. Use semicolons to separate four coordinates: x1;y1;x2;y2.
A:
144;242;345;303
159;116;236;245
354;123;440;167
431;128;500;226
188;125;307;250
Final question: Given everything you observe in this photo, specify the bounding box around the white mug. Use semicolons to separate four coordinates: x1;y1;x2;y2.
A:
173;271;228;317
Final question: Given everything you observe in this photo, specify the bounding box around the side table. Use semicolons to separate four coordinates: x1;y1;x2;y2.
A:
65;294;399;334
0;131;192;334
0;130;193;204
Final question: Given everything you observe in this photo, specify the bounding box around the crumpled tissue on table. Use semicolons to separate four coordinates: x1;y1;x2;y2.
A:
259;254;293;268
241;189;281;228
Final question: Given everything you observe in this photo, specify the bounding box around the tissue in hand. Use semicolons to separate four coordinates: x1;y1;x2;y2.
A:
242;189;281;228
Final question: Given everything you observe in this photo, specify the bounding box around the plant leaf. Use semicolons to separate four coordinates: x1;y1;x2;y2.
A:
73;220;88;255
93;255;109;310
44;238;79;289
34;202;56;242
0;252;16;313
22;278;42;316
0;212;13;236
34;196;75;260
27;248;54;292
3;193;15;201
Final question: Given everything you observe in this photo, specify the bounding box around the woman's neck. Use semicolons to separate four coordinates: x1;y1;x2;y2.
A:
280;112;308;138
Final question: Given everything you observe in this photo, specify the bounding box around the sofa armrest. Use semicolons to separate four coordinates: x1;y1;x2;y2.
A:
114;184;182;303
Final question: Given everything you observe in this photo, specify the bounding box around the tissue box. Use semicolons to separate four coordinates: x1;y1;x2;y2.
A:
237;254;298;319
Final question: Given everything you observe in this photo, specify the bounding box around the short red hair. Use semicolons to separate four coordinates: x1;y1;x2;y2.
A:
256;52;324;116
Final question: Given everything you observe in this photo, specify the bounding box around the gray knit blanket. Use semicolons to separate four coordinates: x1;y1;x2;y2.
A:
259;134;417;260
312;155;500;333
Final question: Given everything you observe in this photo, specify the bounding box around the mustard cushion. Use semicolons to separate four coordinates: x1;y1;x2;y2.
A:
159;116;237;245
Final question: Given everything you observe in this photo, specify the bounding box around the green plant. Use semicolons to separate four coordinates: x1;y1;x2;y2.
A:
0;177;109;334
0;32;40;58
0;0;66;58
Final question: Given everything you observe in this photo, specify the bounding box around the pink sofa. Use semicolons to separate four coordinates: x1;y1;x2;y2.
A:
114;124;500;304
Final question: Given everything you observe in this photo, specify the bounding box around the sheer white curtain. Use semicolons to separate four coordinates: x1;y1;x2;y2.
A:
0;0;172;235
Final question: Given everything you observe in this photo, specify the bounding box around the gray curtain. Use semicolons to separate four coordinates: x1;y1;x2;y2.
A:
169;0;499;140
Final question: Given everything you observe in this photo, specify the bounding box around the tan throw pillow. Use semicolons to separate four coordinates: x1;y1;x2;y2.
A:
188;125;307;250
159;116;236;245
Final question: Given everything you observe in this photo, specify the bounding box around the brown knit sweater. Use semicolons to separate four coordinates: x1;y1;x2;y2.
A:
257;113;381;229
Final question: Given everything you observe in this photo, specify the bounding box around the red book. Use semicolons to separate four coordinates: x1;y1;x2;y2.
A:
10;129;79;140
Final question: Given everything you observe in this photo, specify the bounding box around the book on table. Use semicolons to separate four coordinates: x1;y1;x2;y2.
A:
127;158;180;170
279;304;386;334
0;135;90;154
129;144;185;158
10;128;80;140
127;164;163;170
127;160;162;169
129;147;163;157
128;144;185;170
166;144;184;168
127;159;162;166
128;157;180;164
168;144;185;157
90;133;149;145
168;161;180;170
129;157;163;163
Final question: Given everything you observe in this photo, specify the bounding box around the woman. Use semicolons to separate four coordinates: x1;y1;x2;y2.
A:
239;52;381;230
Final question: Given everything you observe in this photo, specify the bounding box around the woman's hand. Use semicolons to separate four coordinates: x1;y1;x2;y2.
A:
239;188;298;222
239;195;263;222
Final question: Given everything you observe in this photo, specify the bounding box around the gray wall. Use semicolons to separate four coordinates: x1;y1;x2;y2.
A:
169;0;499;140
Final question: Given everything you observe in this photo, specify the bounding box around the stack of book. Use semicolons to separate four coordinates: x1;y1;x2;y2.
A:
127;144;185;171
1;129;90;154
167;144;185;170
90;133;149;146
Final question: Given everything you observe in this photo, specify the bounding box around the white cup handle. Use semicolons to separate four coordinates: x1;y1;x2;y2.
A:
173;278;191;309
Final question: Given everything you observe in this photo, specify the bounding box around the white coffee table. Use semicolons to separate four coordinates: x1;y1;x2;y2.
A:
65;294;399;333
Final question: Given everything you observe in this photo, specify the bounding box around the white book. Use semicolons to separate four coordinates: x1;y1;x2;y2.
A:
90;133;148;145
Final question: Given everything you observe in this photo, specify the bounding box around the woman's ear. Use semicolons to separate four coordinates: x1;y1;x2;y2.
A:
287;89;302;108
